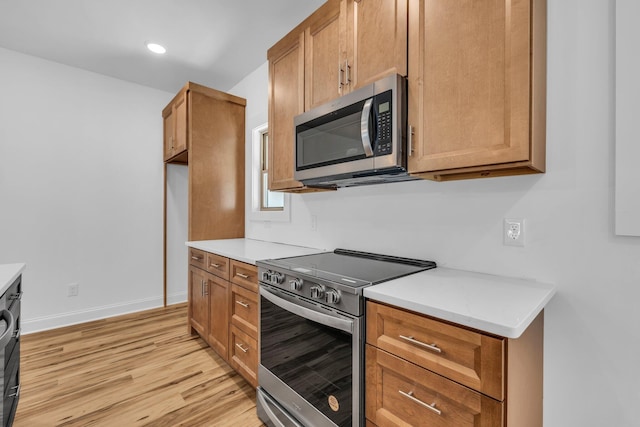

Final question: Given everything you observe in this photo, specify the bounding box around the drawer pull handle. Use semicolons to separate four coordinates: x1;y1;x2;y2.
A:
191;256;202;261
9;292;23;301
236;301;250;308
236;273;250;279
235;343;249;353
399;390;441;415
8;384;21;398
399;335;442;353
210;263;221;268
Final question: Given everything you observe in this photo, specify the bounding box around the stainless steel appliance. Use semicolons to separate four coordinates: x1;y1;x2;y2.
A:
293;74;417;188
256;249;436;427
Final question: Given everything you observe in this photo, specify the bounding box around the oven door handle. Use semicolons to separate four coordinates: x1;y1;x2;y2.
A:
260;287;353;334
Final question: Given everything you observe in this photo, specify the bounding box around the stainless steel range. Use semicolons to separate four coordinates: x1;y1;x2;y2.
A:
256;249;436;427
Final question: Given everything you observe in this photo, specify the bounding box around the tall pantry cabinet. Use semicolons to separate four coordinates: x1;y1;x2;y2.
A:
162;82;246;305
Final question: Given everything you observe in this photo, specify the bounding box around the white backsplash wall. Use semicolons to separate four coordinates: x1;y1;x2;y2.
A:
231;1;640;426
0;47;174;332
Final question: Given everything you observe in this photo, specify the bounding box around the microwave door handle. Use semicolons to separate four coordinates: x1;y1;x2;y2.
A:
360;98;374;157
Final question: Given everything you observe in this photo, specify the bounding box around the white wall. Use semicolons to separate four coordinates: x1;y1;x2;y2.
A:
0;47;174;332
234;1;640;426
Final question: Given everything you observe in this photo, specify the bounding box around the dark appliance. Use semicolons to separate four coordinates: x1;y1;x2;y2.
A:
256;249;436;427
294;74;418;188
1;275;21;427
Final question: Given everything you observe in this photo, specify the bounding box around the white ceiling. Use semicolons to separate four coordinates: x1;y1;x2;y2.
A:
0;0;325;93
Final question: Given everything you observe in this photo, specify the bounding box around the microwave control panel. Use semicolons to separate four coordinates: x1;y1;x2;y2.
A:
374;91;393;156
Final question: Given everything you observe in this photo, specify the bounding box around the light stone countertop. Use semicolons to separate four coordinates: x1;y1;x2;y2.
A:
364;266;556;339
0;263;25;296
186;238;325;265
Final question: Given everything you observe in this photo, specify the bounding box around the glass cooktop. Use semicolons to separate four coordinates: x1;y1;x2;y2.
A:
261;248;436;288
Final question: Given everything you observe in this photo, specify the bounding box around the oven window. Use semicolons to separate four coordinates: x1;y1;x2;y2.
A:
261;295;352;427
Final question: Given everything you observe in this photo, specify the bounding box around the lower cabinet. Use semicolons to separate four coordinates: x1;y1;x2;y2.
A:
366;301;544;427
188;249;258;388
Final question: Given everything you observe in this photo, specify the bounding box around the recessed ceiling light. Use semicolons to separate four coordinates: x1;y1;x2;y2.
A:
146;42;166;54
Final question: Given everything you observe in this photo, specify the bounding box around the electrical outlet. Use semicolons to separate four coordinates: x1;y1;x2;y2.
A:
67;283;79;297
504;218;525;246
311;215;318;231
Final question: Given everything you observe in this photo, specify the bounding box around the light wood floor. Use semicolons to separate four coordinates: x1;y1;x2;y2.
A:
14;303;265;427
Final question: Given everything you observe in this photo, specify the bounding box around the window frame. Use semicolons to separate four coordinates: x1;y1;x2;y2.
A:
249;122;290;223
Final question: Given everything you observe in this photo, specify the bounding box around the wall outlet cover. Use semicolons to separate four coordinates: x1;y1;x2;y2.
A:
504;218;525;246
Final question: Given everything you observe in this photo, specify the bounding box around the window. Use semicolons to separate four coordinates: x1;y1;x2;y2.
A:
260;131;284;211
250;123;290;222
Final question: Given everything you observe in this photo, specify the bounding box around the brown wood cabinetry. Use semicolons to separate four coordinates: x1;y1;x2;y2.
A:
407;0;547;181
163;91;188;162
366;301;544;427
163;82;245;305
188;264;208;338
187;250;259;388
267;0;407;192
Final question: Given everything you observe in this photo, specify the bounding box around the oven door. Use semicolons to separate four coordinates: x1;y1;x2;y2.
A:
258;284;362;427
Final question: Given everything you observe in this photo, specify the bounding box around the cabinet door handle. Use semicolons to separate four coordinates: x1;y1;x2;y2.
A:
235;343;249;353
345;59;351;85
210;263;221;268
399;390;441;415
236;273;250;279
191;256;202;261
408;125;414;157
399;335;442;353
236;300;249;308
339;62;344;92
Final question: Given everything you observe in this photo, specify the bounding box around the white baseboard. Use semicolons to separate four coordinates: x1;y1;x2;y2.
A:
22;296;167;334
167;292;187;305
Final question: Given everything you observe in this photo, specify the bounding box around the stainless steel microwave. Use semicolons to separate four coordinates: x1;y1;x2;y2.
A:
294;74;417;188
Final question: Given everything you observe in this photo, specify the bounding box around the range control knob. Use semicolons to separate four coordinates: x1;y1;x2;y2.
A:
325;289;340;304
289;278;303;291
261;271;272;282
310;285;324;299
271;272;285;285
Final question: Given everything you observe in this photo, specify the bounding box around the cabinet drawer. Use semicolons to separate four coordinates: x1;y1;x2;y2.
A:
189;248;207;269
229;324;258;388
206;252;230;280
230;284;258;338
230;260;258;292
366;345;503;427
366;301;504;400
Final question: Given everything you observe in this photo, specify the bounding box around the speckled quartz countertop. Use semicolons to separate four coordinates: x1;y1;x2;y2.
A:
364;267;556;339
0;263;25;296
186;238;324;265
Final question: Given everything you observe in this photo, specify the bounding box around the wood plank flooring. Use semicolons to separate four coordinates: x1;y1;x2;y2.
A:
14;303;265;427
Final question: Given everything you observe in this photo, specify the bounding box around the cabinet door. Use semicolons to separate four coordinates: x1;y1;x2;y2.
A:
173;92;188;155
305;0;345;108
407;0;537;176
206;273;229;361
346;0;408;91
163;109;174;161
188;265;208;338
268;31;305;191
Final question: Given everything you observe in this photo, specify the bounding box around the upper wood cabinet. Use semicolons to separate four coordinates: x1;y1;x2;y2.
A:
343;0;407;92
267;0;408;192
162;82;246;241
163;91;188;163
407;0;547;181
